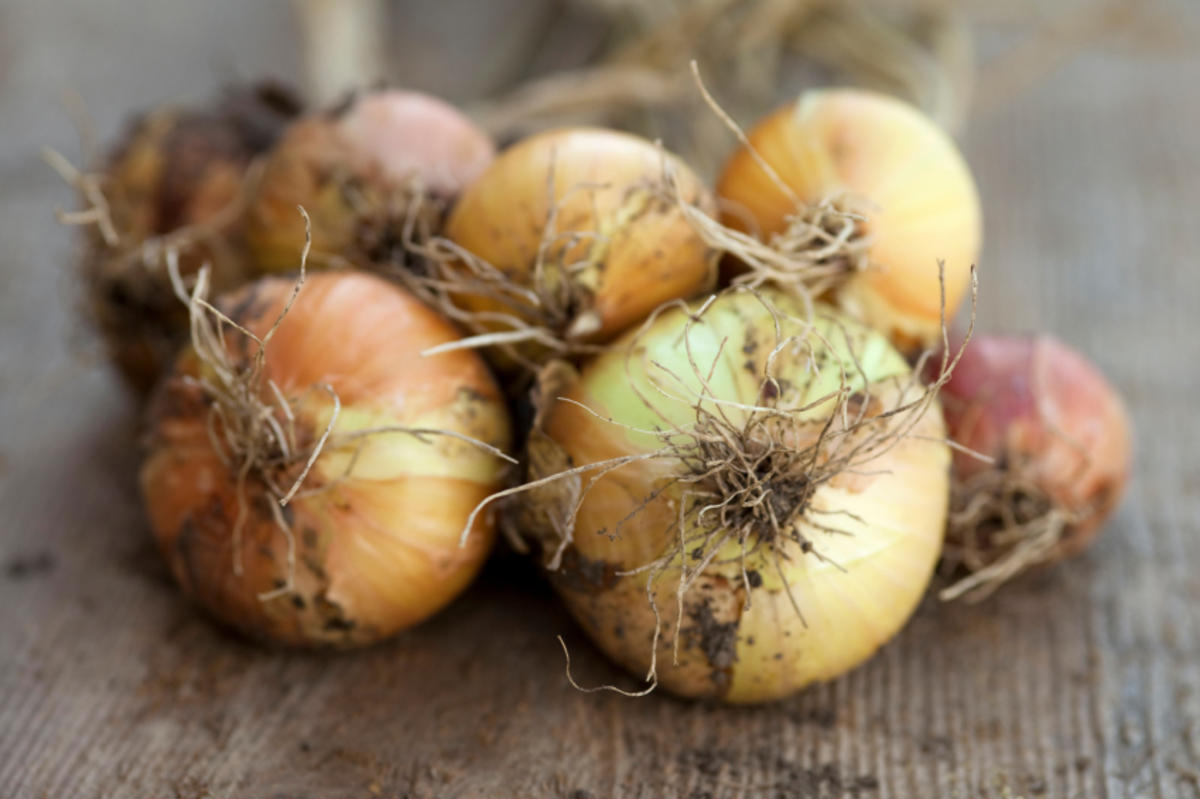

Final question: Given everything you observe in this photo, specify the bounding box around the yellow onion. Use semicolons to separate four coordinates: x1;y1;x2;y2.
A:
937;334;1132;600
716;89;981;350
438;128;716;365
517;289;949;701
244;89;495;273
141;270;511;646
81;82;302;394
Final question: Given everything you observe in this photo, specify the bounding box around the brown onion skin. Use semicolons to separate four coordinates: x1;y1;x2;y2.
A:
141;271;512;647
86;81;303;395
939;334;1133;556
244;89;495;274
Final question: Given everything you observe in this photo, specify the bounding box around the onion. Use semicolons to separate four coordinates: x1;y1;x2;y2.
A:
715;89;981;351
244;89;495;274
141;268;512;646
418;127;717;372
66;82;302;394
937;334;1133;601
501;288;950;701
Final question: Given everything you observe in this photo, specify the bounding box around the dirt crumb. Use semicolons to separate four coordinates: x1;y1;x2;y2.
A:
4;551;56;580
788;704;838;729
553;547;619;594
171;776;212;799
918;734;955;763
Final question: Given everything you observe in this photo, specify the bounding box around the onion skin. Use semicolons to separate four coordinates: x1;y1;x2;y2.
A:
85;82;303;395
244;90;495;273
141;272;511;647
940;334;1132;556
716;89;981;351
443;127;717;347
525;291;949;702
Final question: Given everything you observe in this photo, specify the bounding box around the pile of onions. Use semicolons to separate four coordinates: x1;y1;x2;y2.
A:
141;269;512;646
714;88;981;351
936;334;1132;600
244;89;496;274
504;289;950;701
67;82;303;394
56;69;1132;703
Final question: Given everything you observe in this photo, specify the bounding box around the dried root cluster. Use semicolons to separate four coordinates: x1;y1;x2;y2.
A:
160;217;324;601
689;190;871;297
939;465;1078;603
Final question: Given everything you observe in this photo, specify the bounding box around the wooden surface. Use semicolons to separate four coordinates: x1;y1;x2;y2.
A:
2;2;1199;797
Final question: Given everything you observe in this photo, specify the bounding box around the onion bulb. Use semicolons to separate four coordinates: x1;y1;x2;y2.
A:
715;89;981;351
506;289;950;701
937;334;1132;601
72;82;302;394
141;269;512;646
244;89;495;274
429;128;716;369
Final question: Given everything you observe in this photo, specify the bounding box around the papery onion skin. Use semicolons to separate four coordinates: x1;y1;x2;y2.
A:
245;89;495;273
85;82;303;395
141;272;512;647
525;291;949;702
940;334;1132;556
715;89;981;351
443;127;717;346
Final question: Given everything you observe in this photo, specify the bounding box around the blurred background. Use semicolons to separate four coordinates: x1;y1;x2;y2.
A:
3;1;1200;797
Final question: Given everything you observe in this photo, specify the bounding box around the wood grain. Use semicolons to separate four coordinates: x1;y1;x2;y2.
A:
1;1;1198;797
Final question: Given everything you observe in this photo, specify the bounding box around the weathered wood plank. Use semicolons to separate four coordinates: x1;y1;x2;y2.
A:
1;1;1198;797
